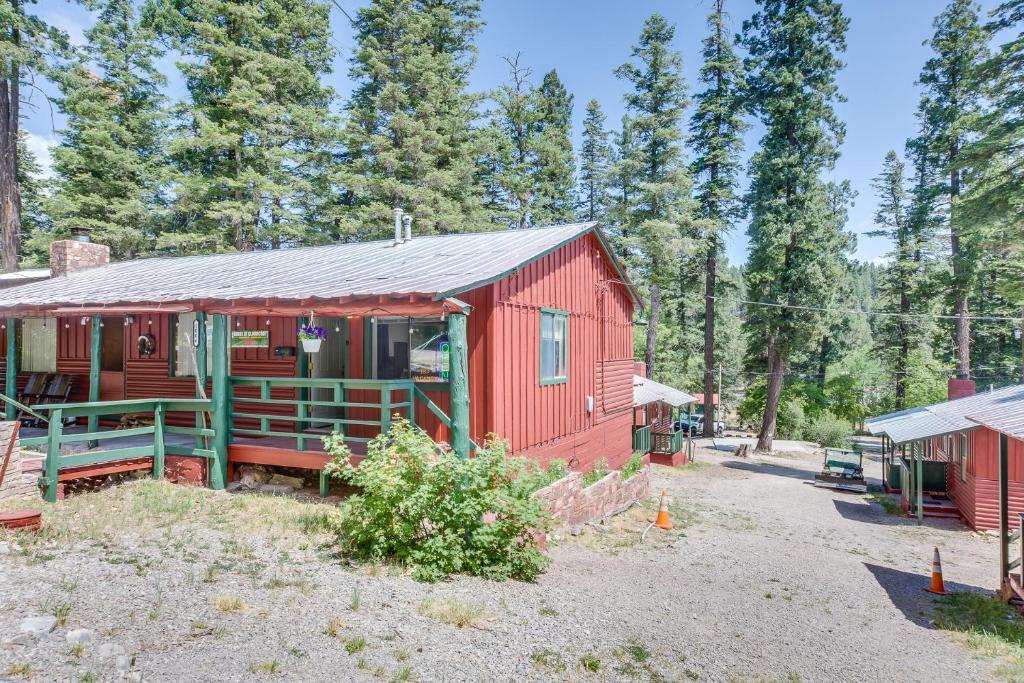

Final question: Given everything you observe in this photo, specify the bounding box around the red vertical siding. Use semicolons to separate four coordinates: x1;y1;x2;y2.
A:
944;427;1024;532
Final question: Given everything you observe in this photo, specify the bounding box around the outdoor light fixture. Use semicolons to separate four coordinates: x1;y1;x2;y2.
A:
80;317;87;326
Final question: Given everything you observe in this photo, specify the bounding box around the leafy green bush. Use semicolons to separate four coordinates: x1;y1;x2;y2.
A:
323;420;551;582
519;458;569;493
621;452;644;480
777;397;807;440
581;459;609;487
804;410;853;448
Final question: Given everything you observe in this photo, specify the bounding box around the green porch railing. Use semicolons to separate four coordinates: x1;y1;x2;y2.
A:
651;428;684;455
27;398;214;503
632;425;651;453
228;376;416;451
0;392;48;424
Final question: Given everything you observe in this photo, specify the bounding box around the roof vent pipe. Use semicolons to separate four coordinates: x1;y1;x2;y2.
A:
393;207;403;246
403;214;413;242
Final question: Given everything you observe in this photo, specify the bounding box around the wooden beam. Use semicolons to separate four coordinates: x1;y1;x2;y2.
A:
87;316;102;446
448;311;470;459
4;318;15;420
210;314;229;489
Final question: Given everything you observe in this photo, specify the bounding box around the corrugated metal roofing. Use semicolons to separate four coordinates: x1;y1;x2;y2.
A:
633;375;696;408
0;268;49;283
865;384;1024;445
0;223;636;310
966;396;1024;442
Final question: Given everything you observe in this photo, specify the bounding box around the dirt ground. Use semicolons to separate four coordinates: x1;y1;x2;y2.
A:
0;440;1010;682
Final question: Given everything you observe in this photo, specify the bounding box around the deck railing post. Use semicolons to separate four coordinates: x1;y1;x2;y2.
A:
381;384;392;435
210;315;229;489
448;312;470;459
44;408;63;503
87;316;102;447
4;318;15;421
153;402;166;480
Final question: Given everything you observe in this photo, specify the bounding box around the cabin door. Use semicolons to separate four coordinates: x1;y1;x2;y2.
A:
311;318;344;425
98;317;125;401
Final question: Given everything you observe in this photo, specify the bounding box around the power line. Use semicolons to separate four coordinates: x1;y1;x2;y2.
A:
709;295;1023;323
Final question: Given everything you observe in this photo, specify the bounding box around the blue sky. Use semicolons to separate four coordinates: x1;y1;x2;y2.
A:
28;0;1002;266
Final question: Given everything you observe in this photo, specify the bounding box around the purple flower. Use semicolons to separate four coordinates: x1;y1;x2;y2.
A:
298;323;327;341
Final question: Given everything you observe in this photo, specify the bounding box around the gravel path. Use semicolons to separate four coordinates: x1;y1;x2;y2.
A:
0;442;1006;682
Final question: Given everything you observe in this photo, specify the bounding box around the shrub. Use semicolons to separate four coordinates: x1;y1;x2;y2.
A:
805;410;853;448
776;397;806;440
519;458;569;493
323;421;551;582
621;452;644;480
581;459;609;487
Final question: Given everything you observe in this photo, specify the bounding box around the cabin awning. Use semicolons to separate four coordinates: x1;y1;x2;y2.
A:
967;399;1024;441
866;384;1024;445
0;223;641;315
633;376;696;408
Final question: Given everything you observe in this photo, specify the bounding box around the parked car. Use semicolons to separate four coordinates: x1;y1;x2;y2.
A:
674;415;725;436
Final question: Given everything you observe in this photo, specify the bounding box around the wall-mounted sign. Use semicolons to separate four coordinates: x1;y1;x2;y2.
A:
192;318;201;348
231;330;270;348
438;339;450;382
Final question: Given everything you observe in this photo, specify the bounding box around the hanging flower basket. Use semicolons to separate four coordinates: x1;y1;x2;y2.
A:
298;322;327;353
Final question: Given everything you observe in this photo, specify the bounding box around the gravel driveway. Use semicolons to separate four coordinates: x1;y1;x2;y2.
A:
0;441;1005;682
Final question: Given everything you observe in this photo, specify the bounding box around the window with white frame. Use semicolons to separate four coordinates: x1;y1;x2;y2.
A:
540;309;568;384
19;318;57;373
173;313;213;377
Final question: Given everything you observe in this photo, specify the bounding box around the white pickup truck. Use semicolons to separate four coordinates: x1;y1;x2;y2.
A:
677;415;725;436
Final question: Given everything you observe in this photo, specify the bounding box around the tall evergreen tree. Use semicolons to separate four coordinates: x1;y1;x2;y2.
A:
48;0;166;259
1;0;66;271
486;54;538;230
577;99;610;222
916;0;989;378
341;0;485;239
531;69;574;225
149;0;340;252
741;0;852;452
614;13;693;380
689;0;747;434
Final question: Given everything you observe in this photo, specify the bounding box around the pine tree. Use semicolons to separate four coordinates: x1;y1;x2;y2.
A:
486;54;538;230
16;131;50;266
867;151;917;409
531;69;574;225
1;0;67;271
47;0;166;259
577;99;610;222
741;0;852;452
340;0;486;239
689;0;747;434
916;0;989;378
614;14;693;380
150;0;340;252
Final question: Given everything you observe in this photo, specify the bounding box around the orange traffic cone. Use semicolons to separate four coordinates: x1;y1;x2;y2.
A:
926;547;946;595
654;490;672;530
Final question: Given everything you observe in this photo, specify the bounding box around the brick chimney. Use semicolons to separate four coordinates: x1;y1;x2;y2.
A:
948;378;976;401
49;239;110;277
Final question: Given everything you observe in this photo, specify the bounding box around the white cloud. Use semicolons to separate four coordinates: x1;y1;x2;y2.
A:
23;130;57;180
870;254;893;266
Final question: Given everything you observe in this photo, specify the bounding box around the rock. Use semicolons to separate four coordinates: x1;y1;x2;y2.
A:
268;473;304;488
225;481;248;493
19;615;57;636
239;465;272;487
98;643;126;658
5;634;33;646
257;483;294;495
124;672;143;682
570;524;584;536
114;655;132;673
0;541;10;555
66;628;96;646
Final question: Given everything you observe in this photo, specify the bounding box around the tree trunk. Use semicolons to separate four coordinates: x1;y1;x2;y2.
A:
0;9;22;274
756;342;783;453
645;284;660;380
817;335;830;389
702;241;717;437
950;144;970;378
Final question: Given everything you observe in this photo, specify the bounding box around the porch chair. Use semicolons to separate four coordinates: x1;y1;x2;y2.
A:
16;373;50;426
30;374;75;427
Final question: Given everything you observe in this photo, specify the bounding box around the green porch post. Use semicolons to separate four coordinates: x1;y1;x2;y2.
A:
87;316;102;446
297;316;309;437
916;440;924;525
4;319;15;420
210;314;229;489
195;312;208;448
448;312;470;459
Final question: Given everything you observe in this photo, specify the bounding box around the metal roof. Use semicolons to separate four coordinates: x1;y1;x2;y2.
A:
633;376;696;408
0;268;50;286
0;223;639;310
966;394;1024;441
865;384;1024;445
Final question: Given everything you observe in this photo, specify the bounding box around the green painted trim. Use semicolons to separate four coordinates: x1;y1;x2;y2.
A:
4;319;15;421
210;314;229;490
538;309;568;386
153;403;166;480
44;408;62;502
447;312;470;459
0;392;46;422
87;316;102;444
296;316;309;434
432;224;643;309
194;311;208;449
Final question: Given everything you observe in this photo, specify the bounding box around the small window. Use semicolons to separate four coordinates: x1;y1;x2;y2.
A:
960;433;969;483
540;309;568;384
372;317;449;383
19;318;56;373
173;313;213;377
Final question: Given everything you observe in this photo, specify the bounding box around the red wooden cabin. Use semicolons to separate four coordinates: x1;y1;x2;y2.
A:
0;222;641;499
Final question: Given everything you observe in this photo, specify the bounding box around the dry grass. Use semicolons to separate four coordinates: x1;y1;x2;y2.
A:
417;597;490;629
3;479;340;549
563;494;697;553
213;594;247;612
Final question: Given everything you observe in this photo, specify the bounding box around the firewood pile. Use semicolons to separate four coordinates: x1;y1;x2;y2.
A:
118;413;155;430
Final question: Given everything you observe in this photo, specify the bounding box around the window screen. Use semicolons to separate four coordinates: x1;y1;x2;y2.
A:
174;313;213;377
19;318;56;373
540;310;567;384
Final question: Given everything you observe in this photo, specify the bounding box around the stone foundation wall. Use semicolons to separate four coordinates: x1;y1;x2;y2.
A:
0;422;40;502
534;465;650;527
